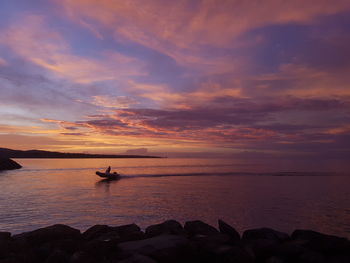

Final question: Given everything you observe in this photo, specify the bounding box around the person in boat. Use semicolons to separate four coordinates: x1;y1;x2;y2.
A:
105;166;111;174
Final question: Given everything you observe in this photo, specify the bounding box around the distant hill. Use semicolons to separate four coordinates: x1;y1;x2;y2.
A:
0;148;161;159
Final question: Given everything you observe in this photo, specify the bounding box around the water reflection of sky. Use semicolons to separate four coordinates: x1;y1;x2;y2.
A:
1;159;349;238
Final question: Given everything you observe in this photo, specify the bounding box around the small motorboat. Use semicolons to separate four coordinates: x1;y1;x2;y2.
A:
96;171;120;179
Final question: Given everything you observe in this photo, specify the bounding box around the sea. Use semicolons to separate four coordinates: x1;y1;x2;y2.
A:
1;158;350;238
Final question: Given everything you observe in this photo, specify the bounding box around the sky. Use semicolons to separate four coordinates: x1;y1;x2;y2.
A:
1;0;350;162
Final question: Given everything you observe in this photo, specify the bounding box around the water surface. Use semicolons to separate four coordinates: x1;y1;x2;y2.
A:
0;158;349;238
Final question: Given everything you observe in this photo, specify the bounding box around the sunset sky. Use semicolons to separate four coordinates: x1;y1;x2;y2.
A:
1;0;350;160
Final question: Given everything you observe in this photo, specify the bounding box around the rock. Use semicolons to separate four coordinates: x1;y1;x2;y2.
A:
145;220;184;238
242;228;289;243
13;224;81;247
218;246;255;263
191;233;231;252
78;239;119;262
184;220;219;237
266;256;286;263
112;223;145;242
218;219;240;243
45;249;69;263
70;251;94;263
0;240;11;259
83;223;144;243
271;240;307;260
292;229;350;256
82;225;113;241
0;158;22;171
242;229;289;260
297;250;326;263
245;238;279;260
51;238;80;255
118;254;157;263
118;234;191;263
190;232;253;263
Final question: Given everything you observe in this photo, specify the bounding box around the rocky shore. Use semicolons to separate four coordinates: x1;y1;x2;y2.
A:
1;220;349;263
0;158;22;171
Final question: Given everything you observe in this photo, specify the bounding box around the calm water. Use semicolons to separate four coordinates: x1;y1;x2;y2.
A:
0;158;350;238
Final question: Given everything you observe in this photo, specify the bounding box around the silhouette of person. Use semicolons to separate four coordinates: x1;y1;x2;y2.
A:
106;166;111;173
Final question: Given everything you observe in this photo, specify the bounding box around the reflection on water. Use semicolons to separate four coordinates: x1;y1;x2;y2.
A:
0;158;349;238
95;178;120;193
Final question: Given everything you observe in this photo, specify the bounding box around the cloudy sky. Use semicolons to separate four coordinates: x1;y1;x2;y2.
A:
1;0;350;160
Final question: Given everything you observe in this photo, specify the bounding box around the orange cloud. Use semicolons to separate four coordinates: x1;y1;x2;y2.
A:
0;15;145;84
128;80;243;110
254;63;350;98
0;57;7;66
58;0;350;71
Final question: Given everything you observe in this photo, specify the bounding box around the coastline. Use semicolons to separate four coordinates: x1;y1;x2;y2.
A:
1;219;349;263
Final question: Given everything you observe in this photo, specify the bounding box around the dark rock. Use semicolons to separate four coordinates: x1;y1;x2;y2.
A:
113;223;141;235
218;219;240;243
297;250;326;263
292;229;350;255
271;240;307;260
96;230;120;242
78;239;119;262
190;232;254;263
112;223;145;242
244;238;279;260
328;254;350;263
82;224;113;241
0;159;22;171
242;228;289;243
13;224;81;247
83;223;144;243
217;246;255;263
191;233;231;252
184;220;219;237
146;220;184;238
45;249;69;263
118;234;192;263
266;256;286;263
70;251;94;263
242;228;289;260
0;240;11;259
118;254;157;263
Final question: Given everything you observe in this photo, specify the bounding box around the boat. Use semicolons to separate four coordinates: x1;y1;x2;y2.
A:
96;171;120;179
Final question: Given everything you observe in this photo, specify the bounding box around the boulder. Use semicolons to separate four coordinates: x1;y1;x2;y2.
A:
184;220;219;237
0;158;22;171
242;228;289;243
70;251;94;263
218;219;240;243
292;229;350;256
221;246;255;263
245;238;279;260
191;233;231;252
297;250;326;263
78;239;119;262
83;223;144;243
0;240;12;259
82;225;114;241
270;240;307;260
45;249;70;263
118;254;157;263
117;234;191;263
145;220;185;238
266;256;286;263
111;223;145;242
13;224;81;246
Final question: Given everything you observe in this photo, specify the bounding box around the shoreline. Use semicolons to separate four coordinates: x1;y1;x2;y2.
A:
1;219;349;263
